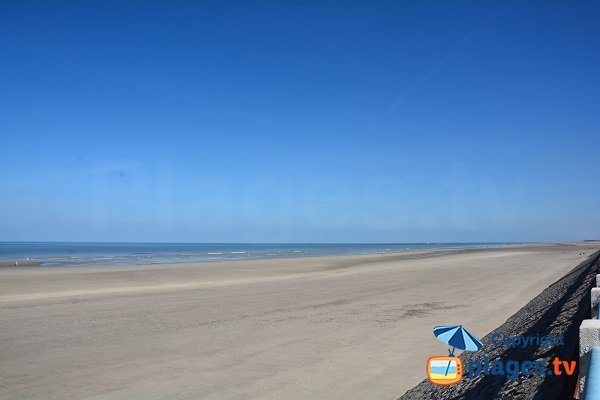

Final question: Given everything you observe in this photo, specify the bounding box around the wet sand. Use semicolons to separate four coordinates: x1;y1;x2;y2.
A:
1;243;599;399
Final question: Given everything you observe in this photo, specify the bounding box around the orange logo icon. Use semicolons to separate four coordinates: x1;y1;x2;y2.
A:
426;356;462;386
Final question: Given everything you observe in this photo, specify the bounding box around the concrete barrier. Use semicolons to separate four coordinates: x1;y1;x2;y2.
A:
583;348;600;399
579;320;600;394
592;288;600;320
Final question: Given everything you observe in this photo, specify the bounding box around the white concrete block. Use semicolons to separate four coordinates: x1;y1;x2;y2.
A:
596;274;600;288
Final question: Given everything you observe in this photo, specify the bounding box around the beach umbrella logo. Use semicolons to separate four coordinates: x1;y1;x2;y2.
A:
426;325;483;386
433;325;483;355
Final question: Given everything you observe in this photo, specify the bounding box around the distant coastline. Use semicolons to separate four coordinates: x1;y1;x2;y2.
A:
0;241;523;267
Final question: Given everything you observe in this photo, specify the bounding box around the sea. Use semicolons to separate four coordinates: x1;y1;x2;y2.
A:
0;242;519;267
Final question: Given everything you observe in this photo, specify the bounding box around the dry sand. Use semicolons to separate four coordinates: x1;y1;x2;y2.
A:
1;243;599;400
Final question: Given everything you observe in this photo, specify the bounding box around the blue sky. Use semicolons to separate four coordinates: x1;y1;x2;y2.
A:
1;1;599;243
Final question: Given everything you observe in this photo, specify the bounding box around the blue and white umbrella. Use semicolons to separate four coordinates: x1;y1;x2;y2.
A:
433;325;482;354
433;325;482;376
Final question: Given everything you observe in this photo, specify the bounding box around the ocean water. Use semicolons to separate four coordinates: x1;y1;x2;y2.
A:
0;242;517;267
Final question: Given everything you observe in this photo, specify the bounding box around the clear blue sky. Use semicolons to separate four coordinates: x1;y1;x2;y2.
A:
1;1;599;243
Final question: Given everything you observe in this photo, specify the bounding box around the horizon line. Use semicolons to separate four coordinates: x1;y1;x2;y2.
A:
0;240;538;245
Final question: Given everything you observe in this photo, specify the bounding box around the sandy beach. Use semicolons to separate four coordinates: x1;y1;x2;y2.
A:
1;243;599;400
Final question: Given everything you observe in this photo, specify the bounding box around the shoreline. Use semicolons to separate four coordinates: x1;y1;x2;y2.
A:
0;241;532;268
0;242;563;273
2;242;599;399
